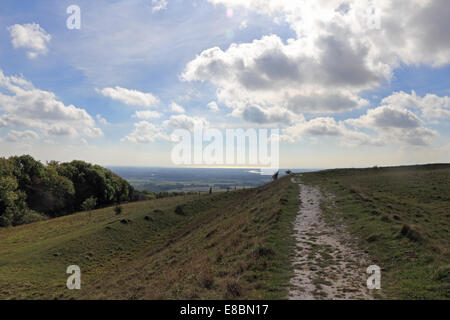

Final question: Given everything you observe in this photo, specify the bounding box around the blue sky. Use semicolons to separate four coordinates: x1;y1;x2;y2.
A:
0;0;449;168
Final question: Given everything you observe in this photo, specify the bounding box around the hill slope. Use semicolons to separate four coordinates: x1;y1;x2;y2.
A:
300;164;449;299
1;164;448;300
0;176;299;299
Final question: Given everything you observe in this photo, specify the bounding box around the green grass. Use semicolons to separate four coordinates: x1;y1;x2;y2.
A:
300;164;450;300
0;176;299;300
4;164;446;300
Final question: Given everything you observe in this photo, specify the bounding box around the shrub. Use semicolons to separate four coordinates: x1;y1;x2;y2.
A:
81;196;97;212
175;205;185;215
21;210;47;225
114;204;122;215
401;224;423;242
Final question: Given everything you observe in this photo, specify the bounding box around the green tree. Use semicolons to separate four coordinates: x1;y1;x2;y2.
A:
39;166;76;216
0;158;28;226
0;155;135;227
10;155;44;190
81;196;97;212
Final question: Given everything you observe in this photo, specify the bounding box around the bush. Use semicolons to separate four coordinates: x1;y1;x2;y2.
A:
0;216;10;227
401;224;424;242
175;205;185;215
81;196;97;212
21;210;47;225
114;204;123;215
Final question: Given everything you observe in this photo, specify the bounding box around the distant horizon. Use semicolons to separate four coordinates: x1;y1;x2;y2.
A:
2;153;448;172
105;162;450;170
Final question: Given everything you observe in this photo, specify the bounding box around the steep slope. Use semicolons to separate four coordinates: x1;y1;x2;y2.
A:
0;176;299;300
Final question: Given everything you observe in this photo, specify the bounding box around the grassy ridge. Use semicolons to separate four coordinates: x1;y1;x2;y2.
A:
300;164;450;299
0;176;299;300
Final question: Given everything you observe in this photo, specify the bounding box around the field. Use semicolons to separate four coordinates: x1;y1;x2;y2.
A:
108;167;274;192
0;176;299;299
300;164;450;299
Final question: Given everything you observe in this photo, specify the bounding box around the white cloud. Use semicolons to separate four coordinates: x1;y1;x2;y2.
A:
281;117;381;147
123;114;210;144
207;101;220;112
152;0;168;12
182;34;378;120
133;110;162;120
183;0;450;124
346;106;424;129
170;102;185;114
234;104;302;125
6;130;39;142
381;91;450;120
282;103;438;147
99;86;159;108
46;123;78;137
7;23;51;59
121;121;166;143
162;114;209;130
0;69;102;140
83;127;104;138
208;0;450;68
96;114;108;125
346;105;437;146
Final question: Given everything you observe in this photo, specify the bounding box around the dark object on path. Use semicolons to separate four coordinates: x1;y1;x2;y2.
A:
209;187;212;194
120;219;132;224
286;170;292;175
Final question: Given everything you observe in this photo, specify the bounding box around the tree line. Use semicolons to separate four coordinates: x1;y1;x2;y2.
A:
0;155;135;227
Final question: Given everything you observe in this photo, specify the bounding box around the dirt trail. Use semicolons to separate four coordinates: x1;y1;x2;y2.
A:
288;177;373;300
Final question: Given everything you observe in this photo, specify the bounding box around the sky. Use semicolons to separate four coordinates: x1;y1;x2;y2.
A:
0;0;449;169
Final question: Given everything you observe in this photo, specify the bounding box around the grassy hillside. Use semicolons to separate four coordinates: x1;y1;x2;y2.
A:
0;176;299;300
1;164;448;300
300;164;450;299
